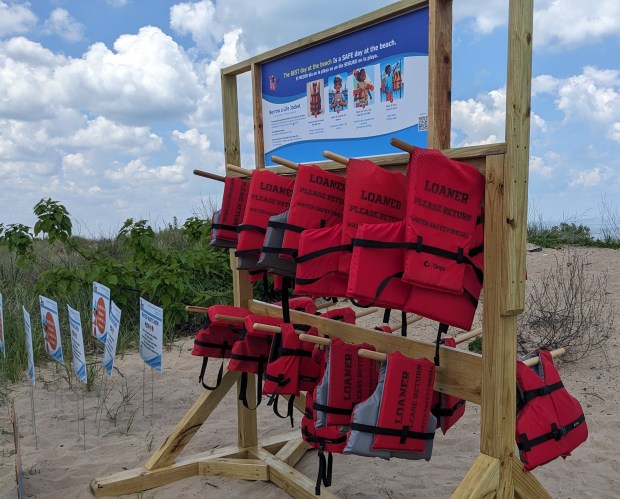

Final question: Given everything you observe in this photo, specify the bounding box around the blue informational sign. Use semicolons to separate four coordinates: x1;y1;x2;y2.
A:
139;297;163;373
261;7;429;165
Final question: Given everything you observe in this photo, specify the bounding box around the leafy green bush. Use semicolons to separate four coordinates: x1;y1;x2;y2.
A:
0;198;233;383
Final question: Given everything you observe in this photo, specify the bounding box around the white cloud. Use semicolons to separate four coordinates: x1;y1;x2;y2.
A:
534;0;620;50
170;0;219;52
529;154;556;178
569;166;611;188
451;88;507;145
106;0;128;6
609;123;620;142
454;1;507;34
0;1;37;37
43;8;84;42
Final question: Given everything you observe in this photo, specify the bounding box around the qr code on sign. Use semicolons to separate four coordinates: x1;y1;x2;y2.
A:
418;114;428;131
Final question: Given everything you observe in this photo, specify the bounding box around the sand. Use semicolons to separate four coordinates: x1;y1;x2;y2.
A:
1;246;619;498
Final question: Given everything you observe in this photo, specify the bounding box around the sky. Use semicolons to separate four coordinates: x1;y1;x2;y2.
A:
0;0;619;236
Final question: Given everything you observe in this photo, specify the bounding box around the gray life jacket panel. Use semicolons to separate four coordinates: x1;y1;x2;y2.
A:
258;210;297;277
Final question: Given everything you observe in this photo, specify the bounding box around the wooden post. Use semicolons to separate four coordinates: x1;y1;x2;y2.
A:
252;62;266;168
502;0;533;316
428;0;452;149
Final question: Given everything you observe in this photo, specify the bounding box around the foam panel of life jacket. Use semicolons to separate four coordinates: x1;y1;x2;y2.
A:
371;352;436;453
431;337;466;434
339;159;407;276
280;164;346;259
275;296;318;315
236;170;295;270
404;261;482;331
210;210;236;248
348;220;412;309
191;305;250;358
319;307;356;324
294;224;349;298
344;362;435;460
314;338;379;428
516;350;588;471
263;323;320;396
210;176;250;248
403;147;485;294
258;210;297;277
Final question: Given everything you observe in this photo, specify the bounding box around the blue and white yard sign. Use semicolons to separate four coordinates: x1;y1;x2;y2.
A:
92;282;111;345
23;307;35;385
139;298;163;373
67;305;87;384
39;295;64;365
103;301;121;377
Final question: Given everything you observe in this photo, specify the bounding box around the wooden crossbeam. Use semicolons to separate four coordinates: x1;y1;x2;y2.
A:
451;453;499;499
249;299;483;404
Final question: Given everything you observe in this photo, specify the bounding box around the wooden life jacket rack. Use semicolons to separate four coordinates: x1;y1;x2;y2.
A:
90;0;545;497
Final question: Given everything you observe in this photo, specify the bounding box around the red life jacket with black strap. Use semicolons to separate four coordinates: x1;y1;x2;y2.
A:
344;359;436;460
338;158;407;276
516;350;588;471
191;305;249;390
210;176;250;248
313;338;379;428
431;337;466;434
348;220;411;310
403;147;485;294
236;170;294;270
361;352;436;453
228;313;282;409
294;224;349;298
280;164;346;259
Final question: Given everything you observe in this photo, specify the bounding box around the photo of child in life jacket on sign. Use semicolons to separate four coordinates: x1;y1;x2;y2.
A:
353;67;374;108
307;79;323;118
381;60;403;102
328;74;348;113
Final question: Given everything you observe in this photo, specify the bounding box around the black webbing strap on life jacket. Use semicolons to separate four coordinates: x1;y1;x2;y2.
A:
401;311;408;337
316;444;334;495
195;339;232;390
311;402;353;417
211;222;237;232
352;237;483;281
432;398;466;417
434;323;450;367
521;381;565;404
517;413;586;452
293;244;352;286
383;309;391;323
348;422;435;445
234;355;267;410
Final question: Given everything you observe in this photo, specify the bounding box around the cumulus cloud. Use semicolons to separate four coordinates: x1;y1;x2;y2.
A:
42;8;84;42
569;166;612;188
530;153;557;179
451;89;507;145
454;1;507;34
534;0;620;50
106;0;128;6
0;1;37;37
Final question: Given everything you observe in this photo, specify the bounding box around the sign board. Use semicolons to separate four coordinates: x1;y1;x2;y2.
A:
39;296;64;365
92;282;110;345
261;7;429;165
22;307;35;386
103;301;121;377
139;298;163;373
67;305;88;384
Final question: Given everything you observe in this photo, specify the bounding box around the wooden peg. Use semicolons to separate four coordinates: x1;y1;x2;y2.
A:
298;334;331;346
354;307;379;319
213;314;246;323
390;137;416;153
358;349;386;361
322;150;349;165
185;305;210;314
522;348;566;367
226;164;254;177
270;155;299;171
455;327;483;345
252;323;282;334
192;169;226;182
316;300;337;311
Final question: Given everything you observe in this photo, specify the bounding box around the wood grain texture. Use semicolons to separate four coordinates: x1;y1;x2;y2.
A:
451;453;499;499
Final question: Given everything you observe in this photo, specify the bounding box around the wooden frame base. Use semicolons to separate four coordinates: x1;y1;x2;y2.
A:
90;369;331;497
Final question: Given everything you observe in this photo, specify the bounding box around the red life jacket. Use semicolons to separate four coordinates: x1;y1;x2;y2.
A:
367;352;436;453
431;337;466;434
275;296;318;315
280;164;345;259
339;159;407;275
210;176;249;248
191;305;249;390
319;307;356;324
236;170;294;269
263;323;321;396
348;220;411;309
516;350;588;471
228;314;282;409
403;147;485;294
294;224;349;298
314;338;379;427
